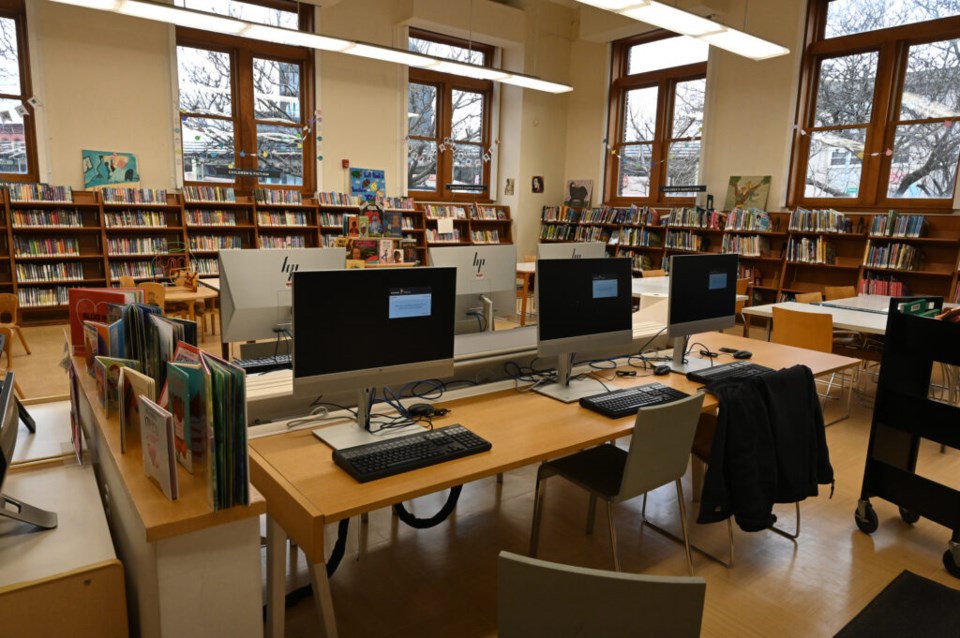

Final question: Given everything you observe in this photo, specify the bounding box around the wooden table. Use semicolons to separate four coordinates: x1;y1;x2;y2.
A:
516;262;535;326
164;285;218;322
250;332;859;637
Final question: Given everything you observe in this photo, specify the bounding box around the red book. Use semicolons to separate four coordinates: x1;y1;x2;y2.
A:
68;287;141;346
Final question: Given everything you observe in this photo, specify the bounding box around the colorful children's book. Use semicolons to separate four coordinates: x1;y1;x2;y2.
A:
119;366;156;453
82;322;99;376
353;239;379;264
158;340;203;408
199;351;248;510
68;287;141;347
382;211;403;237
168;360;208;473
94;356;141;416
379;239;397;264
139;396;179;500
357;215;369;237
362;209;383;236
344;213;360;237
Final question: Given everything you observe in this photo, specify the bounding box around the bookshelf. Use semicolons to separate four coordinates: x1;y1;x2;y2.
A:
469;204;512;245
721;209;789;306
539;205;586;243
182;187;256;278
419;202;512;247
102;191;186;285
0;202;11;296
614;206;668;273
255;199;320;249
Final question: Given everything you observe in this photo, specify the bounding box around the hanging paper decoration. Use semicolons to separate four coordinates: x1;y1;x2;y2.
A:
885;148;893;156
239;150;246;157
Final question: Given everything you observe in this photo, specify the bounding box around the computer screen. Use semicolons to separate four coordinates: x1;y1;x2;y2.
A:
428;244;517;333
534;257;633;402
665;253;738;372
536;241;606;260
292;267;456;428
218;247;346;343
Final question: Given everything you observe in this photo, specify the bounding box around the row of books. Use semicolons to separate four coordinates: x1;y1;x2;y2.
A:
254;188;302;205
338;237;415;266
16;262;84;282
788;208;850;233
105;210;169;228
470;229;502;244
626;253;654;271
667;207;725;230
859;274;906;296
721;234;770;257
101;187;167;205
7;183;73;203
257;211;309;226
319;212;344;227
12;209;84;227
426;228;462;243
786;237;835;264
619;228;661;247
14;237;80;257
378;196;415;210
321;234;340;247
107;237;169;255
259;235;308;249
579;207;621;224
539;223;577;241
869;212;925;238
317;191;363;206
574;225;612;242
19;285;71;307
192;257;218;275
665;230;705;252
726;207;773;232
109;261;160;279
739;264;764;286
423;204;469;220
190;235;243;251
185;210;237;226
184;186;236;203
474;205;509;220
623;207;662;227
863;241;919;270
343;210;405;238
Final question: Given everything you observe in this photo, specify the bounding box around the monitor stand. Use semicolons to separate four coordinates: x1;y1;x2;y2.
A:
532;352;608;403
311;387;424;450
480;295;494;332
0;493;58;529
662;336;712;375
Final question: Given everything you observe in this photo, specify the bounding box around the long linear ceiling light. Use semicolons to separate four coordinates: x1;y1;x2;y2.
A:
50;0;573;94
576;0;789;61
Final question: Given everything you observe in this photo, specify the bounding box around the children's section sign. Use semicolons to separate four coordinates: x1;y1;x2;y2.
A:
350;168;385;202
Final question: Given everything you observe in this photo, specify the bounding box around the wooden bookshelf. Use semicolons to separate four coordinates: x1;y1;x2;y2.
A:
417;202;513;247
182;190;256;278
721;210;789;306
254;198;320;249
0;202;11;295
103;192;187;285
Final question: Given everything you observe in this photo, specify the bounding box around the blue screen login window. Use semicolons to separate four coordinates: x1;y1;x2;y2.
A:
592;276;617;299
708;272;728;290
389;287;432;318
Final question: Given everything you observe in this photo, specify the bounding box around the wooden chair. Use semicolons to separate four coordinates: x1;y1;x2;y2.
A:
138;282;165;309
735;278;750;336
529;393;705;574
641;269;666;278
823;285;856;301
0;328;26;398
118;275;136;288
498;551;706;638
794;291;824;304
0;293;30;355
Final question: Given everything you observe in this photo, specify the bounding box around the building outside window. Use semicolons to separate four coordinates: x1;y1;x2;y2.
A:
0;0;37;182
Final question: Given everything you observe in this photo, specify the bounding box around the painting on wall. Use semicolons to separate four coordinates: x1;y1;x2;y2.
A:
723;175;771;211
563;179;592;208
349;168;385;202
82;150;140;190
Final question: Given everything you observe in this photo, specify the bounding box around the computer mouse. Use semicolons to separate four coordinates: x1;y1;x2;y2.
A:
653;364;672;376
733;350;752;360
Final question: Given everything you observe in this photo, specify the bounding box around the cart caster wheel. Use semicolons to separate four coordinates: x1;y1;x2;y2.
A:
899;507;920;525
855;504;879;534
943;550;960;578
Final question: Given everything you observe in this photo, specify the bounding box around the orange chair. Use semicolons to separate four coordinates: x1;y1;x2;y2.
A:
794;291;824;304
823;285;856;301
641;269;666;278
0;327;26;398
0;293;30;355
139;282;166;308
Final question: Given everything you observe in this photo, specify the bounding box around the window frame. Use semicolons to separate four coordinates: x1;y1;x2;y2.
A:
407;28;494;203
0;0;38;183
176;3;315;194
788;1;960;211
605;31;707;207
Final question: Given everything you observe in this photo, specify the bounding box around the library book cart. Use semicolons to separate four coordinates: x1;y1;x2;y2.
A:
853;297;960;577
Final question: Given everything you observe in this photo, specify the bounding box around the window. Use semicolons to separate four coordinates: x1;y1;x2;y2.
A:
0;0;37;182
606;34;707;206
176;1;314;192
407;29;493;201
790;0;960;209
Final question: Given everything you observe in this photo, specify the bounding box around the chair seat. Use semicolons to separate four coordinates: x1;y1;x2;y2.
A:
542;444;626;499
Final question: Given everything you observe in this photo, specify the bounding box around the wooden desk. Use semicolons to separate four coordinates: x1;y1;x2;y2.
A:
164;285;218;322
0;461;128;637
516;262;535;326
70;356;265;638
250;332;859;637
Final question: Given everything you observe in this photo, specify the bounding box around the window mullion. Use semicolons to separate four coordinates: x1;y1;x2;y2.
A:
863;41;899;205
440;81;453;198
235;48;256;193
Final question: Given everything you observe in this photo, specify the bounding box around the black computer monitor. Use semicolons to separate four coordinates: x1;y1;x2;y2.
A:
292;267;456;431
534;257;633;402
665;253;739;373
0;372;58;531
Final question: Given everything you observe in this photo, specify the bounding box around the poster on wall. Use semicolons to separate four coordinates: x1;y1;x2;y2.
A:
350;168;385;202
564;179;593;208
723;175;771;211
82;150;140;190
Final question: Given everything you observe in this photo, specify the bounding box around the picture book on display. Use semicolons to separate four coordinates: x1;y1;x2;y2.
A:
382;211;403;237
139;396;179;500
362;209;383;236
344;213;360;237
198;350;249;510
68;287;141;347
94;356;141;416
167;356;209;474
379;239;400;264
119;366;156;453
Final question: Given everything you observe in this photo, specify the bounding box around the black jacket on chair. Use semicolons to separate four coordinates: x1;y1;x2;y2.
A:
697;365;834;532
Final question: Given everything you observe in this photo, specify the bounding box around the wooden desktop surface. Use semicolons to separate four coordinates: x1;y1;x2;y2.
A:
249;332;858;564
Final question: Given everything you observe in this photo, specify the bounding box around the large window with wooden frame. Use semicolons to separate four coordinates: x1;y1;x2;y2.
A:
175;0;314;193
407;29;493;202
0;0;37;182
605;33;707;206
790;0;960;210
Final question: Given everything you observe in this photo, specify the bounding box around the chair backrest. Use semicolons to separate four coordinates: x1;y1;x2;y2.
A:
0;327;13;369
0;293;18;324
139;282;166;308
498;551;705;638
735;277;749;313
641;269;666;278
823;285;856;301
118;275;136;288
617;392;705;500
794;291;824;304
771;306;833;353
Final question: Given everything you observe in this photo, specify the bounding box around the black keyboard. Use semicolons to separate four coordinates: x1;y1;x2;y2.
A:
333;424;492;483
579;383;690;419
686;361;773;384
233;353;292;374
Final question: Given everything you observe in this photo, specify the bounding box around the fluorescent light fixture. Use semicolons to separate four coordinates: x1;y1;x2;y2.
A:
575;0;648;10
49;0;571;93
700;29;789;60
621;3;725;37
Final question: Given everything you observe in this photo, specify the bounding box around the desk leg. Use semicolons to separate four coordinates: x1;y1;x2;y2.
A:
519;274;530;327
188;300;197;322
308;561;339;638
266;515;287;638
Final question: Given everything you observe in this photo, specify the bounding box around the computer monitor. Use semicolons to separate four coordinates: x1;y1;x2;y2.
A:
534;257;634;402
665;253;739;373
536;241;607;260
292;267;456;431
0;372;57;530
218;247;346;343
428;244;517;334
